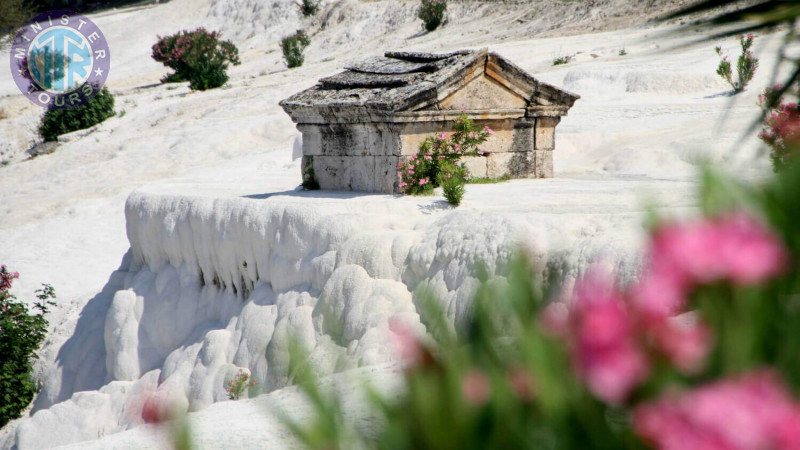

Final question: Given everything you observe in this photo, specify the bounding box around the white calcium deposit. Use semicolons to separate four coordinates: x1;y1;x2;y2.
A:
0;0;785;447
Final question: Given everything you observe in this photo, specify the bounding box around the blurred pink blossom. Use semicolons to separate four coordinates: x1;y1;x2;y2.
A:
649;314;712;374
462;370;491;405
647;213;786;288
635;371;800;450
507;367;536;402
561;269;649;404
389;321;424;366
141;390;171;424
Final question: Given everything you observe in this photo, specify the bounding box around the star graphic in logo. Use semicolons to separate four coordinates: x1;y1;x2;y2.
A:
94;68;104;77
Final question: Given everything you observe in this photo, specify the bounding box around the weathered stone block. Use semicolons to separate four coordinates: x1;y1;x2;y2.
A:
312;155;376;191
299;125;323;156
375;155;407;193
511;119;535;153
509;151;537;178
398;118;518;156
461;155;487;179
534;150;553;178
487;152;514;178
534;116;560;150
299;123;402;157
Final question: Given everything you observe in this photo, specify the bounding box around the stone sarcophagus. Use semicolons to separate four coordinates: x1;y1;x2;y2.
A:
279;48;579;193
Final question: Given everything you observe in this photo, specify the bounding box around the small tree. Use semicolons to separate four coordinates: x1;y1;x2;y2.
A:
281;30;310;69
715;34;759;93
296;0;320;17
225;370;256;400
0;266;56;427
151;28;241;90
418;0;446;32
38;86;115;142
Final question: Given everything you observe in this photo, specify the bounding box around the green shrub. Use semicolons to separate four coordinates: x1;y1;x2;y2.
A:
418;0;446;32
151;28;241;90
398;113;493;205
225;370;256;400
297;0;320;17
715;34;759;93
302;156;321;190
0;0;33;37
552;54;573;66
0;266;56;427
38;86;115;142
758;83;800;172
437;160;466;206
281;30;311;69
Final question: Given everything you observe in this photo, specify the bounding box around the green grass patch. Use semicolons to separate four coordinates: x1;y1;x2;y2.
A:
466;175;511;185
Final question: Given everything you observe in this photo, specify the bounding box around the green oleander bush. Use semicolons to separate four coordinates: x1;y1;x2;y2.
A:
0;266;56;427
152;28;241;90
281;30;311;69
38;86;115;142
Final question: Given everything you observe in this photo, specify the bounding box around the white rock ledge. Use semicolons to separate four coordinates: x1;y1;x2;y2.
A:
16;176;688;449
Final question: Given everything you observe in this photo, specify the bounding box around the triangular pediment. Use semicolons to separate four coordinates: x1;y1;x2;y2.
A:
429;73;528;110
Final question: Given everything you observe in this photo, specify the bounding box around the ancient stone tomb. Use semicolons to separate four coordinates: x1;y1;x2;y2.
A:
280;48;579;193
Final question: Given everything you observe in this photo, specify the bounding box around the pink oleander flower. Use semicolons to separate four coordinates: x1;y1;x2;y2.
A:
507;367;536;402
648;313;712;374
462;370;491;405
419;178;430;186
399;181;407;189
0;265;19;291
437;132;447;140
425;155;432;161
396;171;402;178
141;390;171;424
437;155;445;160
389;321;425;366
558;268;650;404
647;213;787;289
483;126;495;135
478;151;485;156
454;144;461;152
634;370;800;450
410;153;417;161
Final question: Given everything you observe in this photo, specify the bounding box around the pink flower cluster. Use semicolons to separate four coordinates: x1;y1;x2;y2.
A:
760;101;800;156
638;212;787;317
545;269;649;404
635;371;800;450
390;321;536;405
0;265;19;292
546;212;787;404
